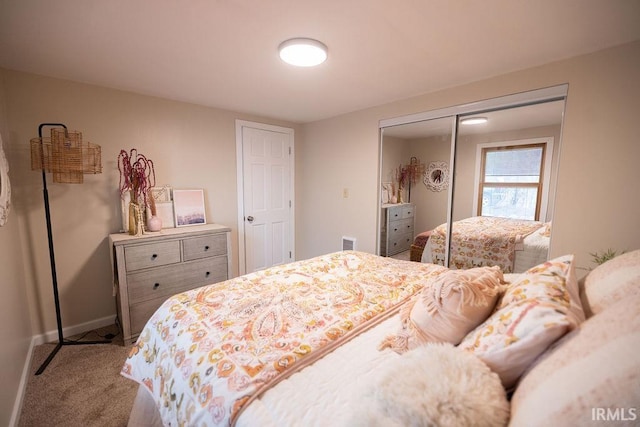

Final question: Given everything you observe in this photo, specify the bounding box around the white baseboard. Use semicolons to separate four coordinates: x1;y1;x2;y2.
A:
9;315;117;426
31;314;116;346
9;338;35;427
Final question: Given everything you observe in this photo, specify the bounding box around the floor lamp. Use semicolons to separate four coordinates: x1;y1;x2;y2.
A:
31;123;109;376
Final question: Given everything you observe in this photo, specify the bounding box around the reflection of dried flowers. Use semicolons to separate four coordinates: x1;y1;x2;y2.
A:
117;149;156;208
396;164;409;188
406;156;425;184
147;188;157;216
396;157;425;189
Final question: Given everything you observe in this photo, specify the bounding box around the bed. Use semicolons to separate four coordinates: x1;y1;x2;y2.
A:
122;250;448;426
122;248;594;427
419;216;550;273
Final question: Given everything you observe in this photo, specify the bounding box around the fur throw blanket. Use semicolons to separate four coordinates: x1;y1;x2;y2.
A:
349;343;509;427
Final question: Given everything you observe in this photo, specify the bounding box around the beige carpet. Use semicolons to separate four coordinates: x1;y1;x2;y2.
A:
390;250;411;261
19;324;138;427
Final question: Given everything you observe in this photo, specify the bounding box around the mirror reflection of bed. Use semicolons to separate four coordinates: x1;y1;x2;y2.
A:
418;216;552;274
379;91;565;274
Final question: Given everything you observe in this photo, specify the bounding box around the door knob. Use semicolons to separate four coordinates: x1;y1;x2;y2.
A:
247;216;254;223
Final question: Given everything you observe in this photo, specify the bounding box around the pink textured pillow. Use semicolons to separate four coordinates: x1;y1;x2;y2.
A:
459;255;584;389
379;266;504;353
581;249;640;317
510;294;640;425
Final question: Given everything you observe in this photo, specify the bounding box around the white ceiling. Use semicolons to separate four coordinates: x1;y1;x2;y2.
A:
1;1;639;123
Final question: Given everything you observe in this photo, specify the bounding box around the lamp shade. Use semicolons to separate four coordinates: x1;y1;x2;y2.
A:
31;128;102;183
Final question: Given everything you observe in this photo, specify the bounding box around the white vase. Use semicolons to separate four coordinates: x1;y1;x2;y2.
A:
147;215;162;232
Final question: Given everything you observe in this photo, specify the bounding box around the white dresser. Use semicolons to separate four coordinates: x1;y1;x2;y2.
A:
109;223;231;345
380;203;415;256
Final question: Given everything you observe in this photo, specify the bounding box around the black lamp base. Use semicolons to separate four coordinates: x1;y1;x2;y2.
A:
35;338;112;376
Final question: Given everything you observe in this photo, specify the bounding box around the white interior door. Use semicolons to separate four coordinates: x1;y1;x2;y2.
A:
236;121;294;274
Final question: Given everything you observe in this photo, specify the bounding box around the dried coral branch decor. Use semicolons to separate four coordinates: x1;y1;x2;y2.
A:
118;149;156;235
395;164;410;203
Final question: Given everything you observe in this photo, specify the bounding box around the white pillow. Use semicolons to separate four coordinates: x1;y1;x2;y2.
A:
459;255;585;389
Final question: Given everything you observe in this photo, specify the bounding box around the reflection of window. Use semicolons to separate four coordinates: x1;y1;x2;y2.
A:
477;143;546;220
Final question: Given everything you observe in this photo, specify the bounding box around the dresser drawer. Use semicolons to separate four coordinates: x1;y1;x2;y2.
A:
180;256;229;289
401;205;415;219
183;233;227;261
389;233;413;254
127;263;187;304
387;206;403;221
124;240;181;272
127;256;228;304
128;257;229;335
388;218;414;237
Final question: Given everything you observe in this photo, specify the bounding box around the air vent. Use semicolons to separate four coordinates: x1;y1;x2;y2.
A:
342;236;356;251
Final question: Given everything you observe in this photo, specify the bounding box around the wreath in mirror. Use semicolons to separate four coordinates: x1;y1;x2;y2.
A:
0;135;11;226
423;161;449;192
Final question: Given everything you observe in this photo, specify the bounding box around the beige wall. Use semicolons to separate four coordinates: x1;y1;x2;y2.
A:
0;71;32;426
407;135;451;233
380;135;405;197
297;41;640;270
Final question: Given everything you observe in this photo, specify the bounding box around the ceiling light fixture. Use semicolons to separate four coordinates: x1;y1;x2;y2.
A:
278;38;327;67
460;117;488;125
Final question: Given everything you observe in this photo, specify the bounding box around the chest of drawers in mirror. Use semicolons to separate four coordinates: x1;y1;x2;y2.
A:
110;224;231;345
380;203;415;256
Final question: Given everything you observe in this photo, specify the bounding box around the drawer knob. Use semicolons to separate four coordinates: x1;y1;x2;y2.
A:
204;245;210;251
151;254;158;260
153;283;160;289
205;271;211;277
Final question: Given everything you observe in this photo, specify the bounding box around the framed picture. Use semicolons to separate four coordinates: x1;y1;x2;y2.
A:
173;189;206;227
423;161;449;192
150;185;172;203
381;182;393;204
154;202;175;228
148;186;175;229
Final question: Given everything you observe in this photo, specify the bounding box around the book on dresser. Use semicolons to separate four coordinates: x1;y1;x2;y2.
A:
109;223;231;345
380;203;415;256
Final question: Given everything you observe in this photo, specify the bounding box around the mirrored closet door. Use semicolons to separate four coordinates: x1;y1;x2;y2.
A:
378;85;567;273
380;117;454;258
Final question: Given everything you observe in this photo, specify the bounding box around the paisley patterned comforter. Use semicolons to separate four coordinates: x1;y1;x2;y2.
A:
121;251;446;426
427;216;543;273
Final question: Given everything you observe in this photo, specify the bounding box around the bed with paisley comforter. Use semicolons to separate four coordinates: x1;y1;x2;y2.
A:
420;216;550;273
122;250;447;426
